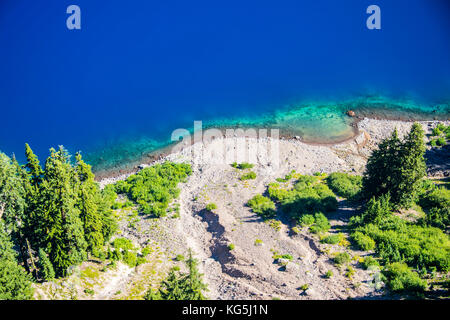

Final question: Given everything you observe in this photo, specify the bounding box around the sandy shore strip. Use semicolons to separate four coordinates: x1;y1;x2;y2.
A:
98;118;449;188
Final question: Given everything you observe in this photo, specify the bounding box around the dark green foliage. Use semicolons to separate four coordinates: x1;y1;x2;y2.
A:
231;162;254;170
326;172;362;200
0;222;33;300
37;248;55;281
144;250;208;300
363;124;426;208
354;215;450;272
38;147;87;276
247;195;276;218
382;262;427;293
298;214;315;226
114;162;191;217
276;177;337;220
1;144;120;279
351;231;376;251
360;194;392;224
418;184;450;229
309;212;331;234
75;153;104;255
419;186;450;210
422;207;449;230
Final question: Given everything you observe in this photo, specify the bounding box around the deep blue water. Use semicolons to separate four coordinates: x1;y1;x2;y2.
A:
0;0;449;172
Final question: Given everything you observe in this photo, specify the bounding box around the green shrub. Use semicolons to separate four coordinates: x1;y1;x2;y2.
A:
205;203;217;211
326;173;362;200
334;252;351;265
351;231;376;251
299;214;315;227
247;195;276;218
238;162;254;170
122;250;138;267
321;234;341;245
175;254;185;262
37;248;55;281
325;270;333;278
267;183;290;201
431;127;442;136
309;212;330;234
240;171;257;180
299;284;309;291
355;215;450;271
114;162;191;217
361;256;379;270
228;243;235;251
281;183;338;219
437;137;446;146
113;237;134;251
345;266;355;279
254;239;263;246
419;187;450;210
382;262;427;293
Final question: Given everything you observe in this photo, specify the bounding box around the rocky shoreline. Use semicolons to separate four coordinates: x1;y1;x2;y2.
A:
98;118;449;188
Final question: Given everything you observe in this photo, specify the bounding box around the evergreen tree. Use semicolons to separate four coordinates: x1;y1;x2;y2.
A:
362;124;426;208
37;248;55;281
0;152;32;271
25;143;43;187
39;147;87;276
145;249;207;300
0;222;33;300
361;193;392;224
396;123;427;207
362;129;401;201
75;153;104;255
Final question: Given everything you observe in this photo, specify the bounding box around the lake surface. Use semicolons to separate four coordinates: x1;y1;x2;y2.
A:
0;0;449;172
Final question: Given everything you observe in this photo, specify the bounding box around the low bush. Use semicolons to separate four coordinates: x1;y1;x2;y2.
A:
232;162;254;170
333;252;351;265
361;256;379;270
326;173;362;200
309;212;331;234
299;214;315;227
351;231;376;251
240;171;257;180
321;234;342;245
205;203;217;211
247;195;276;218
114;162;192;217
382;262;427;293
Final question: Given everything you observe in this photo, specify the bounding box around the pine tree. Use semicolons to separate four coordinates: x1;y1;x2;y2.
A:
362;129;401;201
25;143;43;187
37;248;55;281
0;221;33;300
0;152;32;272
396;123;427;207
145;249;207;300
39;147;87;276
75;153;104;255
362;124;426;208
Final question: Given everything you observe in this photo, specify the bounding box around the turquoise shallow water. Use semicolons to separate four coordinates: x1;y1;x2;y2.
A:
86;95;450;176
